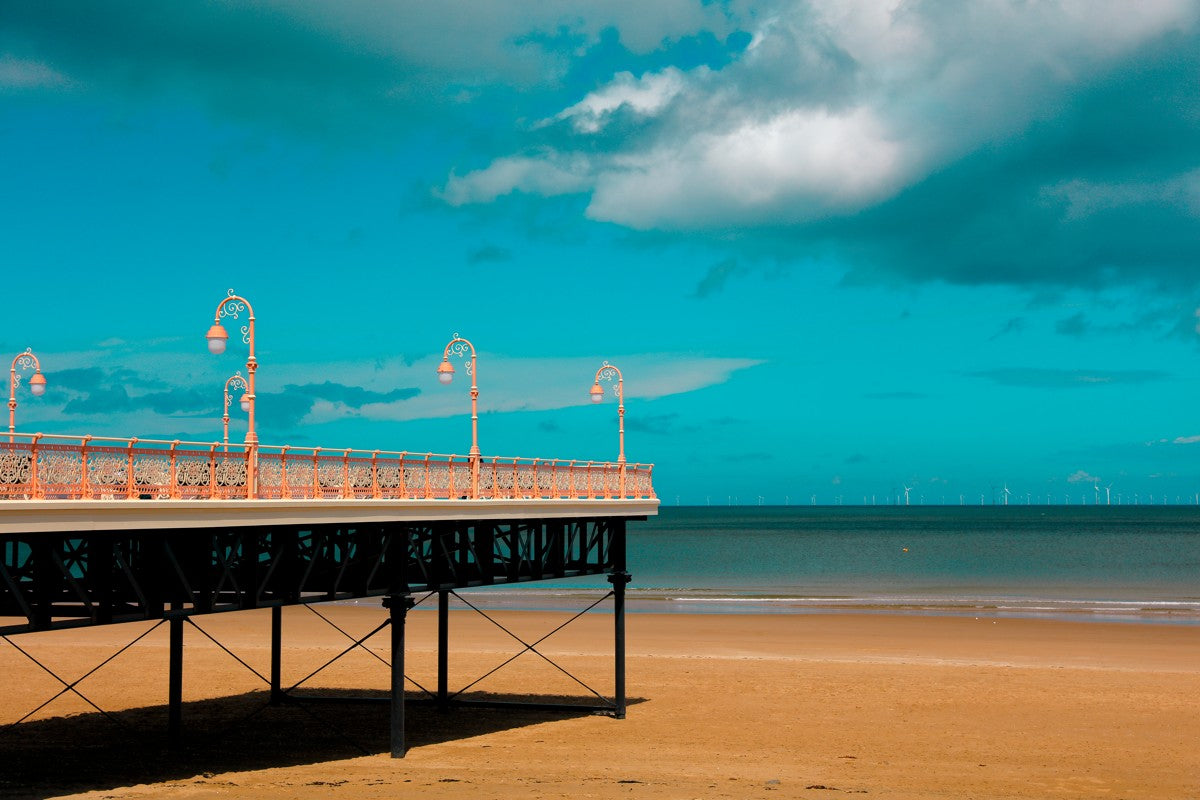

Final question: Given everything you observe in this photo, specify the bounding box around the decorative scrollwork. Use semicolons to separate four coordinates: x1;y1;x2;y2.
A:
256;459;282;489
225;371;247;395
376;463;401;489
427;464;451;492
402;465;424;496
317;461;343;488
446;335;475;375
133;457;171;486
0;451;32;485
537;467;555;495
495;468;514;492
213;457;247;487
218;290;252;344
38;453;82;486
347;463;373;489
10;348;41;391
516;465;535;494
286;462;314;490
596;360;620;385
176;458;212;486
88;455;127;486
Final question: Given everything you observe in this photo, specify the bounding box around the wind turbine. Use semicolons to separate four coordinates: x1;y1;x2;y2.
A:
1002;484;1011;506
1104;483;1112;506
902;485;912;506
1093;482;1101;506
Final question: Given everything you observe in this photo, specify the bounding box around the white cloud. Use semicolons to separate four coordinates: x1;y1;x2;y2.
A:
440;155;592;205
1044;170;1200;220
587;106;905;228
1066;469;1100;484
0;56;69;90
554;68;690;133
351;353;763;423
442;0;1200;230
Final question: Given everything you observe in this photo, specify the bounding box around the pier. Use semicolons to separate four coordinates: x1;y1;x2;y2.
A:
0;433;657;756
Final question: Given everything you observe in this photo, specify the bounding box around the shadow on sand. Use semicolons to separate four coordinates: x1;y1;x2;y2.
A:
0;689;647;799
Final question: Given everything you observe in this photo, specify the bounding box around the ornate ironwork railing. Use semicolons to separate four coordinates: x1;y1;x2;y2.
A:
0;433;655;501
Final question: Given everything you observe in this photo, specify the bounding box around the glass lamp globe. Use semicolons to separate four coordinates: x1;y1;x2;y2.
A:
239;394;251;413
29;373;47;397
589;383;604;403
206;324;229;355
437;361;455;384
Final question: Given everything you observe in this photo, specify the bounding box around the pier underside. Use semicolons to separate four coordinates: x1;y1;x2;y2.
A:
0;515;634;755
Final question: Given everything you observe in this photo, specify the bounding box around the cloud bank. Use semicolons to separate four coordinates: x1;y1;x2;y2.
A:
6;0;1200;290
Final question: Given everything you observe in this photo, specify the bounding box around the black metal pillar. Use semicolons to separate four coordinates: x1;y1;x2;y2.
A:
269;605;283;704
607;570;630;719
437;589;449;711
167;614;184;745
608;517;629;719
385;593;414;758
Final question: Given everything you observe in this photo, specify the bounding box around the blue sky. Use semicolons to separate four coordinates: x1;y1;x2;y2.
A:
3;0;1200;505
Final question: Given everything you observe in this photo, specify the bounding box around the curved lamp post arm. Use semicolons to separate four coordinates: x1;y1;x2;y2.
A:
590;361;626;495
9;347;47;439
221;371;249;448
206;290;258;497
437;333;480;497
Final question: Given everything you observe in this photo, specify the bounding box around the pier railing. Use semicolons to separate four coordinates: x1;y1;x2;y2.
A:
0;433;655;501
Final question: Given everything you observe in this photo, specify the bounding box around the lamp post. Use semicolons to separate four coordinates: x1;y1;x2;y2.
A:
8;347;47;440
436;333;479;498
589;361;625;495
221;371;250;448
206;290;258;495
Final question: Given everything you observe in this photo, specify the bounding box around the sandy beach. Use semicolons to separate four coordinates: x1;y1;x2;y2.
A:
1;604;1197;800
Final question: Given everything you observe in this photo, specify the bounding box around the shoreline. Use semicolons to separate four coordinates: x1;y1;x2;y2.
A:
441;585;1200;625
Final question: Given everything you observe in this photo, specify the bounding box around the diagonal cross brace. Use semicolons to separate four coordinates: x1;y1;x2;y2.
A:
449;590;616;707
1;620;166;731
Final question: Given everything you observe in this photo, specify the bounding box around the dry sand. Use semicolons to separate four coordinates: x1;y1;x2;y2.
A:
1;603;1197;799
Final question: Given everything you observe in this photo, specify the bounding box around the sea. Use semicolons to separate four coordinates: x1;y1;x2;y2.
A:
453;505;1200;625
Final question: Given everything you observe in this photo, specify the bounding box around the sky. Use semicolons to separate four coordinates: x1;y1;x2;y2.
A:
3;0;1200;506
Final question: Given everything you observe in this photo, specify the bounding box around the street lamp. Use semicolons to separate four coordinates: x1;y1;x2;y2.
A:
206;290;258;495
436;333;479;497
8;347;47;439
589;360;626;495
221;371;250;448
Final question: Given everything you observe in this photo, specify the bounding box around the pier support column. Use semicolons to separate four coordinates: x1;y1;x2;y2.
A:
269;606;283;705
437;589;450;711
607;570;631;719
385;593;415;758
167;614;184;746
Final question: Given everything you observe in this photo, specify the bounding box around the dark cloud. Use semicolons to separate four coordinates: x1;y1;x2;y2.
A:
969;368;1169;389
1056;312;1089;337
55;367;186;416
61;385;133;416
257;381;421;429
821;34;1200;292
991;317;1026;340
625;412;700;436
0;1;494;143
692;258;747;298
142;387;214;416
467;244;513;264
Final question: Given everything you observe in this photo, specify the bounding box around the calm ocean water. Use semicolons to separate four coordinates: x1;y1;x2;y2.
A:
455;506;1200;624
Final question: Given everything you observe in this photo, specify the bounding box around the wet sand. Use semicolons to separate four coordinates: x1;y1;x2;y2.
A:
1;605;1197;799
